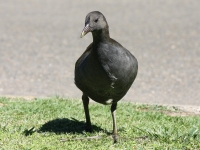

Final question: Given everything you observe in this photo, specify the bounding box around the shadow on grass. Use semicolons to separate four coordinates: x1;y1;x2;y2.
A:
38;117;104;134
23;118;107;136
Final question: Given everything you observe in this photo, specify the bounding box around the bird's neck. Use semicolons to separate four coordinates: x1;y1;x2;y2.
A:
92;28;110;43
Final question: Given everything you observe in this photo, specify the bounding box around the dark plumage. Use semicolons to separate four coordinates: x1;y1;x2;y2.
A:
75;11;138;143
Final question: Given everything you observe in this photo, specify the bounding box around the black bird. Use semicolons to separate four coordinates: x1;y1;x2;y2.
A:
75;11;138;143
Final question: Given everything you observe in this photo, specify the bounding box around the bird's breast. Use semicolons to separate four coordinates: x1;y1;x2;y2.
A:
75;42;138;103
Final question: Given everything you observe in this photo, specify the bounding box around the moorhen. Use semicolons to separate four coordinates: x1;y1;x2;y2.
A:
75;11;138;143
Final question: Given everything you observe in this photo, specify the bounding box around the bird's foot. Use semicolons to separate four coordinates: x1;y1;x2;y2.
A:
85;125;92;132
112;134;119;143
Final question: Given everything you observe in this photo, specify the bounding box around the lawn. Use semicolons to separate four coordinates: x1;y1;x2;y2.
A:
0;97;199;149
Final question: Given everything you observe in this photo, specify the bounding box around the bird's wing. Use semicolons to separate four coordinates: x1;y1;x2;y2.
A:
98;39;137;88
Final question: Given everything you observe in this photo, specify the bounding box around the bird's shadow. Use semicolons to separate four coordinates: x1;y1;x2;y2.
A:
23;118;105;136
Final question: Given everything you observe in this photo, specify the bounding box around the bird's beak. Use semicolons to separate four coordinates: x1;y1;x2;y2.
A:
80;24;90;38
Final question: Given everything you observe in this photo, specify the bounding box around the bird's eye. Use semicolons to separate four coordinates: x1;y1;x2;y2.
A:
94;18;98;23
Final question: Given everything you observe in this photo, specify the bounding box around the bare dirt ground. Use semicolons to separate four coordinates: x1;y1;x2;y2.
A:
0;1;200;111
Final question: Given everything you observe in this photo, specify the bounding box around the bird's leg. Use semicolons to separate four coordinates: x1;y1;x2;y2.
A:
111;103;118;143
82;94;92;132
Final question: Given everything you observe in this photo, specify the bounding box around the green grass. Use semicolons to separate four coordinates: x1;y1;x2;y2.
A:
0;97;199;150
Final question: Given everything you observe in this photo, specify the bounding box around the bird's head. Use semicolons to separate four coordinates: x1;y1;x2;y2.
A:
80;11;108;38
